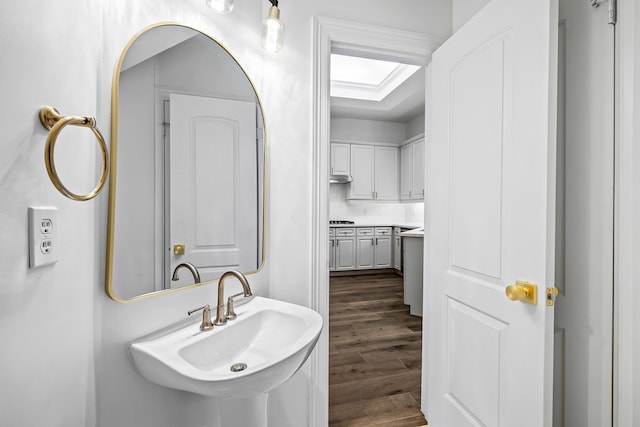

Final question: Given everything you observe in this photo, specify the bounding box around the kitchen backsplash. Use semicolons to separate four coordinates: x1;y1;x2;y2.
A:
329;183;424;224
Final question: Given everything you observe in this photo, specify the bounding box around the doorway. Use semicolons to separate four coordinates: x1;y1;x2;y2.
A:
554;0;615;425
312;2;615;424
310;16;441;427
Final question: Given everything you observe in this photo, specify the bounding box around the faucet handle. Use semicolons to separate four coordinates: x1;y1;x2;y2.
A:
225;292;245;321
187;305;214;331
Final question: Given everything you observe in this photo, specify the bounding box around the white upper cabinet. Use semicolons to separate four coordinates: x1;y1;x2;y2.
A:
374;146;399;200
349;144;398;200
400;137;425;200
411;139;425;199
400;144;412;199
330;142;350;176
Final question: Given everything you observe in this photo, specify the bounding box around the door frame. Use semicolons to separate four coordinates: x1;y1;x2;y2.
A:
614;2;638;425
309;16;445;426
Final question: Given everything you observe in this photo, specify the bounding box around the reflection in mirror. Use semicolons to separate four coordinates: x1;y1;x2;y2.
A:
107;23;265;301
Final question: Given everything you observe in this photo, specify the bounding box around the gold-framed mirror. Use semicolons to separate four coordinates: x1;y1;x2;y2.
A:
106;23;266;302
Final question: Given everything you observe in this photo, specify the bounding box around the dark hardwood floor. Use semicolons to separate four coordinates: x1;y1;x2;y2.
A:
329;273;428;427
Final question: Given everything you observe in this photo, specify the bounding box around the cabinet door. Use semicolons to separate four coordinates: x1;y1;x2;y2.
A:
393;235;402;270
335;237;355;270
411;139;425;199
329;237;336;271
400;144;412;200
374;235;392;268
374;146;399;200
349;145;375;199
356;236;375;269
330;143;350;176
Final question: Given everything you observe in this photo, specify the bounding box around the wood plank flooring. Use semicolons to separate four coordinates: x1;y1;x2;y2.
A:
329;273;428;427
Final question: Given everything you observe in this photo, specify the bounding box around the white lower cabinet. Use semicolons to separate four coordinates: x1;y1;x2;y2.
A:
356;228;375;269
329;228;355;271
374;227;392;268
355;227;392;270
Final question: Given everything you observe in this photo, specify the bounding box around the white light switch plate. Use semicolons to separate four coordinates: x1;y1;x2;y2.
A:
28;207;58;268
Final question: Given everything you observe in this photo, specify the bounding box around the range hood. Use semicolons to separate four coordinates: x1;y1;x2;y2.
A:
329;174;353;184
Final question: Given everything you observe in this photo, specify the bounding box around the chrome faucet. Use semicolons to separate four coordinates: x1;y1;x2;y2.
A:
214;270;252;326
172;262;201;284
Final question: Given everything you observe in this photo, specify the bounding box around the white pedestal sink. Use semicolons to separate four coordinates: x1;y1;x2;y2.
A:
129;296;323;426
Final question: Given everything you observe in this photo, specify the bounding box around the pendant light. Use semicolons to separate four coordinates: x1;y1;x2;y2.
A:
206;0;234;14
261;0;285;52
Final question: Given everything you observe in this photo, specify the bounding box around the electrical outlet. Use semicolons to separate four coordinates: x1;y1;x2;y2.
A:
28;207;58;268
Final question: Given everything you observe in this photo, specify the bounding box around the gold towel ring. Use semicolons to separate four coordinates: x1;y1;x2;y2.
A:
39;106;109;201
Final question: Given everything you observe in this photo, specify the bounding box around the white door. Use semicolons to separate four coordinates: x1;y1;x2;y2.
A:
554;0;614;425
426;0;558;426
169;93;258;286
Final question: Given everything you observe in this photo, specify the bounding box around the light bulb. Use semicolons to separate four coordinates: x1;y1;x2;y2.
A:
206;0;234;14
261;5;285;52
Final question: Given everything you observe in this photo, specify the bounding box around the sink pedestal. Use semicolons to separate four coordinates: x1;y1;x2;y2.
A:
217;394;269;427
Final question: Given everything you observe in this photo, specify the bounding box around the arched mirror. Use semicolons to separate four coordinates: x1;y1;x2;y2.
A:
106;23;265;302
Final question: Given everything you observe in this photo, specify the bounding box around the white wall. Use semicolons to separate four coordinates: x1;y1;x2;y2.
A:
452;0;491;31
329;184;424;225
331;117;406;145
405;113;426;140
0;1;99;425
0;0;451;426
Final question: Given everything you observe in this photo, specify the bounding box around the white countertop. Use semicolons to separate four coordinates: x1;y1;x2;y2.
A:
329;222;422;229
400;227;424;237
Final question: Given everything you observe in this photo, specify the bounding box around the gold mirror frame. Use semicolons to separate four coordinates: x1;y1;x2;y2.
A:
105;22;267;303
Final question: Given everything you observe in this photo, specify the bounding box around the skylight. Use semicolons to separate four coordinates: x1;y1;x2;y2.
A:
330;54;420;102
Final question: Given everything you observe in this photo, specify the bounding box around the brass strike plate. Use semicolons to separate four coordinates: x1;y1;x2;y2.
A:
546;286;559;306
173;244;185;255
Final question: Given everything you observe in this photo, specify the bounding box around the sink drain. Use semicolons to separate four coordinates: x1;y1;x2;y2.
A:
230;362;247;372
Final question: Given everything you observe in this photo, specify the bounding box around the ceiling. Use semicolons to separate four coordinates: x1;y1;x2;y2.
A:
330;64;426;123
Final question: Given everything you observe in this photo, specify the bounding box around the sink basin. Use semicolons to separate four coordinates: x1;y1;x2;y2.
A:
129;296;323;398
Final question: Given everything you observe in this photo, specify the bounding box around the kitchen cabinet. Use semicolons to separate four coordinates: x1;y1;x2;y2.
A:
349;144;398;200
356;228;375;269
329;227;355;271
401;229;424;316
400;138;425;200
355;227;392;270
393;226;404;271
374;227;392;268
330;143;350;176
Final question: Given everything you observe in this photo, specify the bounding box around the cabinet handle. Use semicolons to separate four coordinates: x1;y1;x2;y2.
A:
409;190;412;198
375;237;378;245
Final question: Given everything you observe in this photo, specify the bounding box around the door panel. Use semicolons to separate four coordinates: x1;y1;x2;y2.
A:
169;94;257;285
426;0;558;426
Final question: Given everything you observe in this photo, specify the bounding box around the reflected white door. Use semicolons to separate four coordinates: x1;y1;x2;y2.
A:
425;0;558;426
169;93;257;286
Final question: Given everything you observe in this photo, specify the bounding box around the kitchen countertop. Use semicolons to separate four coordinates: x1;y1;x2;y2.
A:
329;222;422;229
400;228;424;237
